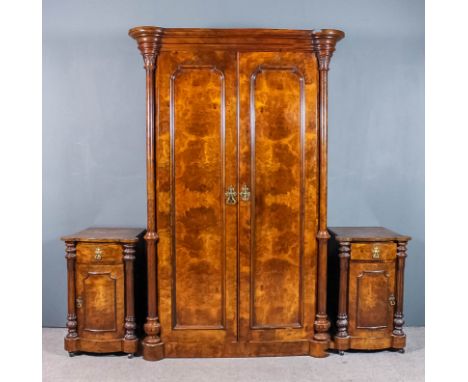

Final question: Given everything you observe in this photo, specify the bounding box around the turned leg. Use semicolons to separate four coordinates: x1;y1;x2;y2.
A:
64;241;79;352
123;244;138;355
335;241;350;351
392;240;408;350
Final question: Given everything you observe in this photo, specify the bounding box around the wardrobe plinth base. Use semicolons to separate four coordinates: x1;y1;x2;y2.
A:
141;340;165;361
308;339;330;358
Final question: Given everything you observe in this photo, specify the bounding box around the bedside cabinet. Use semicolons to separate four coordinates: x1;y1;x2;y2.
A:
327;227;411;354
61;228;145;357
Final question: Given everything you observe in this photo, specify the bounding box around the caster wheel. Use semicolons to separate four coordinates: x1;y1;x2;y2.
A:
339;350;345;356
398;348;405;354
68;352;76;357
128;353;134;359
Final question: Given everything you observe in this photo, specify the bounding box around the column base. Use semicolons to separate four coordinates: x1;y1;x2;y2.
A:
123;338;138;355
64;335;79;353
309;339;330;358
334;335;350;351
391;333;406;350
141;339;165;361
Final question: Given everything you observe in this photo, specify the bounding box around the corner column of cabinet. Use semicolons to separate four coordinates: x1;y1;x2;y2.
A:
129;26;165;361
309;29;345;358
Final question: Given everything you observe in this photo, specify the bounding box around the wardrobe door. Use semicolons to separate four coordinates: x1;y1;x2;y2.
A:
156;51;238;354
238;52;319;345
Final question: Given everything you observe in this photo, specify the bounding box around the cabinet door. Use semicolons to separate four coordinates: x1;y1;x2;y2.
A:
348;261;395;337
75;264;125;340
156;51;238;348
238;52;319;343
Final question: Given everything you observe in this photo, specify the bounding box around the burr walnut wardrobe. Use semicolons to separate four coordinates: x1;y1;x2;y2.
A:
129;26;344;361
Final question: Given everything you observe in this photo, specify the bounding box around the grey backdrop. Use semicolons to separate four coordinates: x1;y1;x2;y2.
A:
43;0;424;327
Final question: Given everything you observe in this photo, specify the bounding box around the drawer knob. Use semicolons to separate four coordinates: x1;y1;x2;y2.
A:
372;246;380;259
95;247;103;261
76;296;83;309
389;294;396;306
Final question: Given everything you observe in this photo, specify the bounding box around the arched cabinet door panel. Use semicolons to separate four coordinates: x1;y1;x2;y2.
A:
237;52;319;345
348;262;395;338
156;50;239;353
75;264;125;340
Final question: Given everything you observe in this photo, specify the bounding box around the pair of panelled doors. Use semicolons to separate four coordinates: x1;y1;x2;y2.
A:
154;50;320;354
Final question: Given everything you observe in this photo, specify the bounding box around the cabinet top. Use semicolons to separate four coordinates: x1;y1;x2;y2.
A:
328;227;411;242
128;26;344;53
61;227;145;243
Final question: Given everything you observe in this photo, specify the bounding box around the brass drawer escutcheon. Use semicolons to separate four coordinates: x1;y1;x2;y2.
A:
372;246;381;259
95;247;103;261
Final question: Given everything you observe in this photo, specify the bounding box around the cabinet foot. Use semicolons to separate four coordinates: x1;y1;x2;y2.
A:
398;348;405;354
127;353;134;359
68;352;76;357
339;350;345;356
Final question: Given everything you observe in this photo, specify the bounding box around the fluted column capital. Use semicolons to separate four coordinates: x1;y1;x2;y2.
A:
129;26;164;70
312;29;345;71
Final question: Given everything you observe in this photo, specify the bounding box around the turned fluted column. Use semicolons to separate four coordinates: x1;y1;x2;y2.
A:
309;29;344;357
129;26;164;361
65;242;78;338
336;241;350;338
64;241;79;355
393;241;408;336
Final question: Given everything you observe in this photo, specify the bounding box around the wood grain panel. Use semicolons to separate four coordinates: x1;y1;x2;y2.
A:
238;52;319;342
356;270;390;329
76;243;122;265
83;273;117;331
348;262;395;338
171;65;226;329
75;264;125;340
351;243;396;261
156;51;238;346
250;66;305;328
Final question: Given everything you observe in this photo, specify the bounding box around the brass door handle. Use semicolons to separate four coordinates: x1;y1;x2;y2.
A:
239;184;251;201
76;297;83;309
389;295;396;306
95;247;103;261
225;185;237;205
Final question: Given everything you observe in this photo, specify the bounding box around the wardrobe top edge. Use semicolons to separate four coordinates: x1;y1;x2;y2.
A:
128;26;345;39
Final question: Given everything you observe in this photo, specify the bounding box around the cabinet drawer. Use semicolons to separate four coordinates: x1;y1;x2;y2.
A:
76;243;123;264
350;243;396;261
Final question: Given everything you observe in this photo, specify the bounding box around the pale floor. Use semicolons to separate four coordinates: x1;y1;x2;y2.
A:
43;327;424;382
